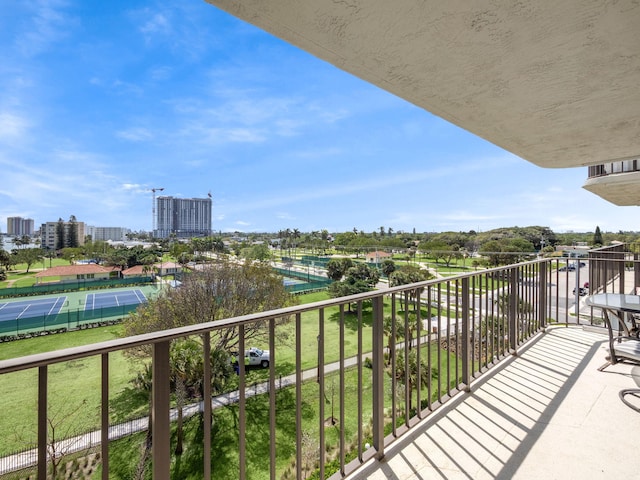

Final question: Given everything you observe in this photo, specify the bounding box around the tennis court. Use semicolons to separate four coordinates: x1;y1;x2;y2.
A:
84;289;148;311
282;277;306;287
0;286;159;336
0;297;67;323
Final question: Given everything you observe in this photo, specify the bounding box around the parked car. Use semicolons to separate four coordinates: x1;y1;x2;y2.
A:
558;264;576;272
244;347;270;368
573;287;588;296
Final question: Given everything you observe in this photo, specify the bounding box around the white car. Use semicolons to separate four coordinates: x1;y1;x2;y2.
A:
244;347;270;368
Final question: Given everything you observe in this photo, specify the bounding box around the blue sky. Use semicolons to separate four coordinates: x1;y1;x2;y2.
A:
1;0;637;235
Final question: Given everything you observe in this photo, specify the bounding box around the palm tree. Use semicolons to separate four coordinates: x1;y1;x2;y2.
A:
391;348;432;414
170;339;202;455
292;228;301;257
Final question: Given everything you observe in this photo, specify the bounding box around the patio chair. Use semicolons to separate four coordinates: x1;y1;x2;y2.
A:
619;366;640;413
598;308;640;371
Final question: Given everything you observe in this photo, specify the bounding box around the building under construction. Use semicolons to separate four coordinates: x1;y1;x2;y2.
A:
154;196;212;239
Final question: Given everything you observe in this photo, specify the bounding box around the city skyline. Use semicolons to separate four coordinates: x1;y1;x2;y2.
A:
1;1;638;235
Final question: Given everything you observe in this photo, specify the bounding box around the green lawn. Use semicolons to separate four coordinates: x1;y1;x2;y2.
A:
1;258;70;287
0;324;138;454
102;345;459;480
0;289;462;478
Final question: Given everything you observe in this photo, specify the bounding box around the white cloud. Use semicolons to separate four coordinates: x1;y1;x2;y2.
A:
276;212;296;220
0;112;30;141
121;183;148;194
186;126;267;145
14;0;76;57
139;13;172;36
116;127;153;142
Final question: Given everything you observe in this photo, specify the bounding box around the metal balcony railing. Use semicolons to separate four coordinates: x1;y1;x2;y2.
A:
0;253;638;479
588;159;639;178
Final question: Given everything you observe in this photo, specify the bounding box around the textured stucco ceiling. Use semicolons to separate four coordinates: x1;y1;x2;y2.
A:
205;0;640;169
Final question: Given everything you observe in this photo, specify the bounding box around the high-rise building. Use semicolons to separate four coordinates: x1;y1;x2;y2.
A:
155;196;212;239
40;220;86;249
7;217;35;236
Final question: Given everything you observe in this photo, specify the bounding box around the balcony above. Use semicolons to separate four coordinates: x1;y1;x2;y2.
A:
583;160;640;206
205;1;640;170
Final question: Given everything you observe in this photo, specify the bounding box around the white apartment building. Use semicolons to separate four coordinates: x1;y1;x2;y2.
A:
85;226;130;242
40;220;86;250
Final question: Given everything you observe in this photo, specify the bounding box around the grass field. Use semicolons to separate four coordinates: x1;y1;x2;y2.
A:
0;288;462;480
1;258;70;288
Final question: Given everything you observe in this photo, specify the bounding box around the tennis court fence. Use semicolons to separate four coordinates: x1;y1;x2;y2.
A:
0;304;140;339
272;267;331;293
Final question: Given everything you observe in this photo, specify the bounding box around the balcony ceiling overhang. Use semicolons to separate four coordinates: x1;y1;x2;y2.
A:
583;171;640;206
205;0;640;169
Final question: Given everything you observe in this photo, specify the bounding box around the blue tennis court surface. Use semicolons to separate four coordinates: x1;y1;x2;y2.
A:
85;289;147;311
0;297;67;323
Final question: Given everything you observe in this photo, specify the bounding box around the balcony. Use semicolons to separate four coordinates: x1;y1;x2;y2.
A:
1;251;639;479
583;160;640;206
346;326;640;480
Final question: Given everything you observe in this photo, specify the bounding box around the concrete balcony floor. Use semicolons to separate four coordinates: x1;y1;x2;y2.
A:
348;326;640;480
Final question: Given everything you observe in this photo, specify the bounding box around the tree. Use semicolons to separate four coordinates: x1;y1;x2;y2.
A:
83;240;111;263
0;249;15;272
170;241;190;261
55;218;65;250
123;259;292;467
292;228;301;255
328;263;379;311
389;265;432;311
419;240;460;266
66;215;79;248
593;226;603;246
388;347;433;414
60;247;83;265
170;338;203;456
122;258;295;353
325;257;354;281
241;243;271;262
381;259;396;278
479;238;535;266
15;398;91;480
13;248;44;273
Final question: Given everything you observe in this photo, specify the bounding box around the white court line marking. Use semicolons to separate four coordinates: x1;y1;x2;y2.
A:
134;289;147;303
47;297;66;316
16;305;31;319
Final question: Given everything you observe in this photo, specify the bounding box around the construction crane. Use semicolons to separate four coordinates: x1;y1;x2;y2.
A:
151;187;165;235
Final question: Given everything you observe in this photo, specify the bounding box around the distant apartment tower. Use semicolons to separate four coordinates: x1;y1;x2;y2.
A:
40;220;86;249
85;226;130;242
155;196;212;239
7;217;35;236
